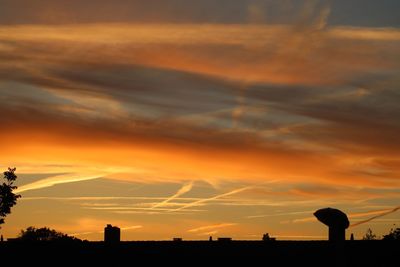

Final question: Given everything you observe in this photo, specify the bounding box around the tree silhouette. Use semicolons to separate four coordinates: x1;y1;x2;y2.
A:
382;227;400;241
18;226;81;242
362;228;377;240
0;168;21;228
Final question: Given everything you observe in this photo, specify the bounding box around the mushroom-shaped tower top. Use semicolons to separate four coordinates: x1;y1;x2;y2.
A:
314;208;349;229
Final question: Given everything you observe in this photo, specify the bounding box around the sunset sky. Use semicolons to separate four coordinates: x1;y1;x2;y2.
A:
1;0;399;241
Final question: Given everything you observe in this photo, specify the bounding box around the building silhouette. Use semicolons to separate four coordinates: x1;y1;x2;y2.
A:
328;226;346;242
104;224;120;243
262;233;276;241
314;208;350;242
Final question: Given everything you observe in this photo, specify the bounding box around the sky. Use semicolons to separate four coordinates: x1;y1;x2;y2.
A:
0;0;399;241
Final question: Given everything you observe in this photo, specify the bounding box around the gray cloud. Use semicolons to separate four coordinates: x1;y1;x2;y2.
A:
0;0;315;25
0;0;398;27
1;22;400;188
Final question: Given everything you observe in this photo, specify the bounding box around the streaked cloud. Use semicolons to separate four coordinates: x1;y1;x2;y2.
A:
188;223;237;233
350;206;400;227
120;225;143;231
246;210;314;219
0;0;398;27
86;206;204;213
197;231;218;236
291;217;318;224
71;225;142;237
151;181;194;209
170;187;252;212
15;172;106;193
0;0;399;241
289;206;400;226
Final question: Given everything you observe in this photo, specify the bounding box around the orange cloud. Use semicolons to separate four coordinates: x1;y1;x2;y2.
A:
0;22;400;241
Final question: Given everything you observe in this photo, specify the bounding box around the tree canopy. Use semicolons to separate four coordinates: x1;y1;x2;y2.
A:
0;167;21;227
383;228;400;241
362;228;377;240
17;226;81;242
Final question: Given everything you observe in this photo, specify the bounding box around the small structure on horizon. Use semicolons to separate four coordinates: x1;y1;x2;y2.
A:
262;233;276;241
104;224;120;243
314;208;349;242
173;237;183;242
218;237;232;242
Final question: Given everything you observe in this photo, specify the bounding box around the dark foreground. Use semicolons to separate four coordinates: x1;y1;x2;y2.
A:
1;240;399;266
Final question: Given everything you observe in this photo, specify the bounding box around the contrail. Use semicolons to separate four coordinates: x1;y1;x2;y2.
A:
151;181;194;209
350;206;400;227
120;225;143;231
188;223;237;233
70;225;142;236
15;172;106;193
169;186;252;212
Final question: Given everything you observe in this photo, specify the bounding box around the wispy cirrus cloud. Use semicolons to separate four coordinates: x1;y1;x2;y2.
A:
1;22;399;191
